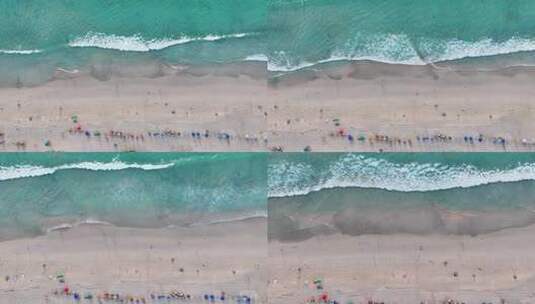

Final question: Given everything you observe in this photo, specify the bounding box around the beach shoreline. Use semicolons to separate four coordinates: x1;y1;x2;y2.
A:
265;61;535;152
0;209;268;243
266;152;535;303
0;217;268;303
1;60;535;152
268;223;535;304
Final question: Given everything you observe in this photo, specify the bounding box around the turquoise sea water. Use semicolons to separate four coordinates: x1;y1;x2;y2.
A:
268;0;535;71
2;1;535;84
0;153;266;239
269;153;535;198
3;152;535;240
268;153;535;238
0;0;267;85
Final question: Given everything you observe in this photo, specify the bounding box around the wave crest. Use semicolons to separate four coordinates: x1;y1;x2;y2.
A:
268;35;535;72
68;31;254;52
0;49;43;55
268;154;535;197
0;161;174;181
244;54;268;62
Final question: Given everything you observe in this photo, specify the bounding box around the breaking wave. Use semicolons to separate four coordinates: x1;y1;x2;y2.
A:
268;35;535;72
68;31;255;52
268;154;535;197
0;160;174;181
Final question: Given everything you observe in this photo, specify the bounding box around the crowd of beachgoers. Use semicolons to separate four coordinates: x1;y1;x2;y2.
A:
49;287;254;303
34;270;257;303
292;278;510;304
2;122;534;152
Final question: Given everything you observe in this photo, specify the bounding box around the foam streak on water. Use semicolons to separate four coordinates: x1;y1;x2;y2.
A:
268;35;535;72
268;154;535;197
68;32;256;52
0;161;175;181
0;49;42;55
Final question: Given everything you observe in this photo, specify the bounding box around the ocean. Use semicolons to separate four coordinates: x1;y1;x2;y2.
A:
0;153;267;240
0;0;267;86
3;1;535;85
268;0;535;72
3;152;535;241
268;153;535;240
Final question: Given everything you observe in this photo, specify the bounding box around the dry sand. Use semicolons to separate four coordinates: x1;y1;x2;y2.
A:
268;224;535;303
1;62;535;152
0;218;267;304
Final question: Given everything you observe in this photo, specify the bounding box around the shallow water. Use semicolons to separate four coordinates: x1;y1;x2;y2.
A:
0;153;267;239
3;1;535;85
3;152;535;240
268;153;535;239
0;0;267;85
268;0;535;71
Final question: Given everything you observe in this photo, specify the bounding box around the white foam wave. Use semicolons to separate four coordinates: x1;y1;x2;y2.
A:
0;160;174;181
0;49;43;55
69;32;254;52
424;36;535;62
268;33;425;72
76;218;112;226
267;53;424;72
244;54;268;62
192;211;268;226
46;223;73;233
56;67;79;74
268;35;535;72
268;154;535;197
45;219;112;234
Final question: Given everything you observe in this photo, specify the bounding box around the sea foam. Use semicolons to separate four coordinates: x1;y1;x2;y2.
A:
244;54;268;62
268;154;535;197
0;160;174;181
268;35;535;72
0;49;43;55
68;32;254;52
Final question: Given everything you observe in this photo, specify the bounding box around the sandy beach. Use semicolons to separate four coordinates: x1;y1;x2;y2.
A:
268;224;535;304
267;62;535;152
0;218;267;304
1;62;535;152
0;62;269;152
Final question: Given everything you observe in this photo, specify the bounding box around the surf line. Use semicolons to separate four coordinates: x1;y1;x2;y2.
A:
56;67;80;74
409;38;453;71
